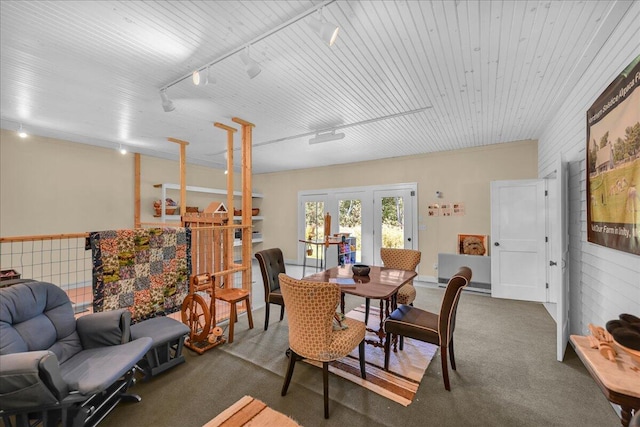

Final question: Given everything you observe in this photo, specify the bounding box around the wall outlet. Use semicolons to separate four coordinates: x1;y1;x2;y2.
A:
433;263;438;270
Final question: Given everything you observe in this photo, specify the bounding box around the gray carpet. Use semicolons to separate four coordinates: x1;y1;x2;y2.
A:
100;284;620;427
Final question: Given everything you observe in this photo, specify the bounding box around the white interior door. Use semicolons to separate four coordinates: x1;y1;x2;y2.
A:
373;189;416;266
491;180;547;302
554;160;570;361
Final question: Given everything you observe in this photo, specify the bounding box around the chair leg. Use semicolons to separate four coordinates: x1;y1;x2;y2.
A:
228;303;236;343
384;332;392;370
365;298;370;325
449;339;456;371
264;303;270;331
245;297;254;330
323;361;330;419
358;340;366;379
279;304;285;321
399;335;404;351
440;346;451;391
281;349;297;396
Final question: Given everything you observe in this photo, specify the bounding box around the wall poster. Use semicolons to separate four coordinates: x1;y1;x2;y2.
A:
586;55;640;256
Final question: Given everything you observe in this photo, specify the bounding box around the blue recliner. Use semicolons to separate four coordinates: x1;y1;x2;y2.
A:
0;281;152;427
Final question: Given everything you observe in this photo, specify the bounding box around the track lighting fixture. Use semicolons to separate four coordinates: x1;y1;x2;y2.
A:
159;89;175;112
308;8;339;46
193;67;215;86
17;124;27;138
309;130;345;145
240;46;261;79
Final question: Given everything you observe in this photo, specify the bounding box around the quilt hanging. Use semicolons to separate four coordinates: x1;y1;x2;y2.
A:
90;227;191;323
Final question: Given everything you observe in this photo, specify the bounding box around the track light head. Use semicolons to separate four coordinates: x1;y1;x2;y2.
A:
308;10;339;46
193;67;215;86
309;130;345;145
240;47;261;79
159;89;175;112
17;123;28;138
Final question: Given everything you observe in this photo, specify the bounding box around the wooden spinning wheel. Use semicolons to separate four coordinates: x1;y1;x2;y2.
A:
181;293;211;342
181;272;225;354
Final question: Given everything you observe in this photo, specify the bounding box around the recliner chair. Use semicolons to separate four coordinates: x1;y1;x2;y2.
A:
0;281;152;427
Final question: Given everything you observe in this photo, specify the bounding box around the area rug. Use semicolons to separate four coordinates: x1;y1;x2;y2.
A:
305;305;438;406
203;395;301;427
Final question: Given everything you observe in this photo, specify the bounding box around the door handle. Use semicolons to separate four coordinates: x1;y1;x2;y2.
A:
407;237;412;242
549;261;557;266
494;242;500;246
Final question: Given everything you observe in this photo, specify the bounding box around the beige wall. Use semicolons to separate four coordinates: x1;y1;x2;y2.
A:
255;139;538;278
0;129;229;236
1;128;537;281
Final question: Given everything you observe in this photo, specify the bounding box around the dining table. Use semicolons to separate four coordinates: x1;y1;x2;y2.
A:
303;265;417;350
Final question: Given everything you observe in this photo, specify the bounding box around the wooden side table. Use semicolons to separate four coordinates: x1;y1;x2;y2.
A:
570;335;640;426
216;288;254;343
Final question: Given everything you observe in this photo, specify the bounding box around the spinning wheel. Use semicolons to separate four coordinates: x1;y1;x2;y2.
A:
181;293;211;342
181;273;226;354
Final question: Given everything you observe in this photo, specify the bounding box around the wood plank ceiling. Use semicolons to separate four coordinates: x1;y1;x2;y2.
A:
0;1;624;173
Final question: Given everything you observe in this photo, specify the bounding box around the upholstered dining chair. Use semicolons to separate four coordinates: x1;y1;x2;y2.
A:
364;248;422;324
383;266;472;391
255;248;286;331
278;274;367;419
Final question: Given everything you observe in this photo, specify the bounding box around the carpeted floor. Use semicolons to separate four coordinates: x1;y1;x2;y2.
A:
100;278;621;427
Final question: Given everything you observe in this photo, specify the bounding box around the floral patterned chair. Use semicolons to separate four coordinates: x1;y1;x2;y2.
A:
278;274;366;419
364;248;421;324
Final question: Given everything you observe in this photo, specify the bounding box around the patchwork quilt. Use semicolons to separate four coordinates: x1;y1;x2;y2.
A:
90;228;191;323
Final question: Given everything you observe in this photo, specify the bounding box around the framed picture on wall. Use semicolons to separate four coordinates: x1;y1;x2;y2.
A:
458;234;489;256
586;54;640;256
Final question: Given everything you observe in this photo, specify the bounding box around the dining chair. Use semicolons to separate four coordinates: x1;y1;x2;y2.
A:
364;248;421;324
278;274;366;419
255;248;286;331
383;266;472;391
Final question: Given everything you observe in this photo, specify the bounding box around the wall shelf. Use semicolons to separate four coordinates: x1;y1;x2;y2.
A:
153;183;263;222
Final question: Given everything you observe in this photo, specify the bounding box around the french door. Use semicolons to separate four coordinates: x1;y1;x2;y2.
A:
298;184;418;268
373;189;415;266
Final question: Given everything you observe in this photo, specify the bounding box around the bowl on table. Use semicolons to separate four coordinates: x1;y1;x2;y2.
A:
351;264;370;276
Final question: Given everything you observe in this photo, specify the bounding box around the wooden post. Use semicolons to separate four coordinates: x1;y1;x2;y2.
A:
214;123;238;287
168;138;189;217
134;153;141;228
232;117;254;296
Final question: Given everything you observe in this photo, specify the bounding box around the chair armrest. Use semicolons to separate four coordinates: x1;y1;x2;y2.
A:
76;309;132;349
0;351;68;410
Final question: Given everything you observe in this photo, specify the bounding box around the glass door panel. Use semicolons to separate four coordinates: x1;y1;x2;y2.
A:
338;198;361;264
373;189;414;265
303;199;325;266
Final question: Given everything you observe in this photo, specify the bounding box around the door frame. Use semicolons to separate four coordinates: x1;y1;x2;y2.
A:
298;183;418;266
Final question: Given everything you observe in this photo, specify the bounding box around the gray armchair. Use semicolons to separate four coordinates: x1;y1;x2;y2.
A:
0;281;152;427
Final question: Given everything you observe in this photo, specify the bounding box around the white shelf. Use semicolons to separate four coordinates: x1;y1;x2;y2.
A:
154;183;263;198
153;183;263;222
160;215;264;222
234;238;264;246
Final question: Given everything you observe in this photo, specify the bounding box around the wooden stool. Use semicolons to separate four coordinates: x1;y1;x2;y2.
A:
216;288;254;343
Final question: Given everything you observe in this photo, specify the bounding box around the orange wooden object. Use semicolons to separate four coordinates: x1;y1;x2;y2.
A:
215;288;254;344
